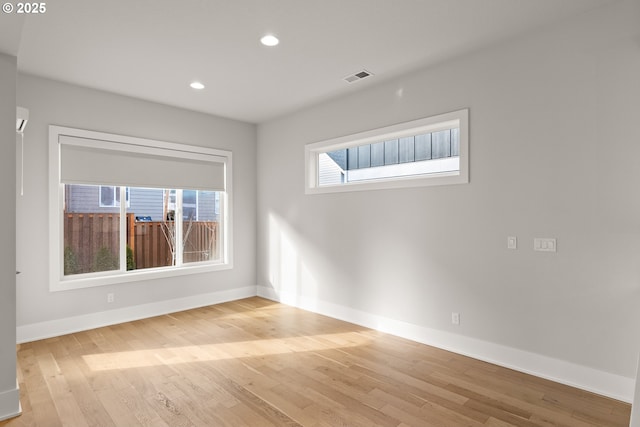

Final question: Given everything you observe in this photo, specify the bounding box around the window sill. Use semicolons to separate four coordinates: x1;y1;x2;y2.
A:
51;261;232;292
306;170;466;194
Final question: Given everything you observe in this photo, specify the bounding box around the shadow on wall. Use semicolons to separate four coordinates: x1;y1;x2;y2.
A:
268;213;319;309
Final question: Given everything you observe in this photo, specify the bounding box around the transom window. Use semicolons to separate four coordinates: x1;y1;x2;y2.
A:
49;126;233;291
306;109;469;193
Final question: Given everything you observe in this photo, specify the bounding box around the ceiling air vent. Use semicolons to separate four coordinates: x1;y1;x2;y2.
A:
343;69;373;84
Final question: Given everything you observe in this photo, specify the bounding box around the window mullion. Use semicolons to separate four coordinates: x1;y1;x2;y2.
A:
219;192;225;263
119;186;127;272
175;189;184;266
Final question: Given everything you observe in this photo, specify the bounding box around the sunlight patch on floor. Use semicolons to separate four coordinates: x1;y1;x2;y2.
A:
82;331;371;371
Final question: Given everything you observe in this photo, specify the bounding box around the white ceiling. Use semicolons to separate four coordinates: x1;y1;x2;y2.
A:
2;0;614;123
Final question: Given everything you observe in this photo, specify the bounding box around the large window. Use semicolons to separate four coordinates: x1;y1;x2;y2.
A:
50;126;232;291
306;109;469;193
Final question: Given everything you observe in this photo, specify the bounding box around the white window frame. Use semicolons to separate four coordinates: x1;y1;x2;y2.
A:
98;185;130;208
167;189;199;220
184;189;199;221
49;125;233;291
305;109;469;194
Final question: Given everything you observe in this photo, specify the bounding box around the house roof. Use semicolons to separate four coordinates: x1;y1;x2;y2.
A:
1;0;615;123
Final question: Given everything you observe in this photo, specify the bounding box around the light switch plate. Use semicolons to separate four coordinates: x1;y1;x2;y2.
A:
534;238;556;252
507;236;517;249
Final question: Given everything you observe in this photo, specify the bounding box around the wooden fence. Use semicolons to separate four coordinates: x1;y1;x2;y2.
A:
64;213;218;274
64;213;120;274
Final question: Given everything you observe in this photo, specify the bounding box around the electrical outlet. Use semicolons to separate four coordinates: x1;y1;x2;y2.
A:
451;312;460;325
107;293;114;303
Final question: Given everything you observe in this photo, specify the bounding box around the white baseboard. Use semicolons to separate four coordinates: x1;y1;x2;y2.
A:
0;385;21;422
17;286;257;344
16;284;634;403
630;356;640;426
257;285;635;403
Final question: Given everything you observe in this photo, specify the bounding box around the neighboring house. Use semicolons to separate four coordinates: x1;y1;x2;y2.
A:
65;185;219;221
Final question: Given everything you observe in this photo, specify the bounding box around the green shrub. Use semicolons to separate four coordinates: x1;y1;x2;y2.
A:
126;245;136;271
93;247;119;272
64;247;80;275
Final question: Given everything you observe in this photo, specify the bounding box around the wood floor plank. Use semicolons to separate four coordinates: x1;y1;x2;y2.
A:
36;353;89;427
374;387;486;427
17;347;63;427
1;297;631;427
54;355;116;427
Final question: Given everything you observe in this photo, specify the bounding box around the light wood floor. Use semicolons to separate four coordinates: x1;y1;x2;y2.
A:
2;297;630;427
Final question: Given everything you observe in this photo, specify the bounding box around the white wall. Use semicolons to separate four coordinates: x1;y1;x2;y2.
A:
257;0;640;402
16;74;257;338
0;53;19;421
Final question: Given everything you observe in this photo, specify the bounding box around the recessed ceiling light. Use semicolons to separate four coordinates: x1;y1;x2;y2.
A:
190;81;205;90
260;34;279;47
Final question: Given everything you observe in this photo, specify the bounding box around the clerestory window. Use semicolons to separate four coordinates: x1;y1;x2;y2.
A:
306;109;469;194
